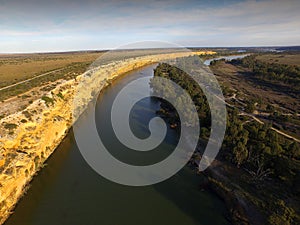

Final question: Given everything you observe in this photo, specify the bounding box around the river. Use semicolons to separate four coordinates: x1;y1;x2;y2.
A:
203;54;250;65
4;65;230;225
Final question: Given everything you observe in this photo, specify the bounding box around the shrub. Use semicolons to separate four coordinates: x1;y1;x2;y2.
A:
41;96;54;106
34;156;40;169
56;92;64;99
22;111;32;119
4;123;18;130
21;119;27;123
21;94;31;99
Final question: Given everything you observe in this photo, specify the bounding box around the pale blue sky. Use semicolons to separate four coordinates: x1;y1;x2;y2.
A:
0;0;299;53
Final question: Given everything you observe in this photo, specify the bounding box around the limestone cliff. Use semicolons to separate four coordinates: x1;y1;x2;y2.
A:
0;51;214;224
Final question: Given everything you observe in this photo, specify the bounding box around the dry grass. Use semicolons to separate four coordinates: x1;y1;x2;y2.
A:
211;61;300;112
255;53;300;66
0;52;103;88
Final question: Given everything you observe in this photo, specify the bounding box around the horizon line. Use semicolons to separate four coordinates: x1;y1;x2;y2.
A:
0;45;299;55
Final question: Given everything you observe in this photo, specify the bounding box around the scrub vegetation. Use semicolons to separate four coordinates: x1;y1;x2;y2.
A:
151;53;300;225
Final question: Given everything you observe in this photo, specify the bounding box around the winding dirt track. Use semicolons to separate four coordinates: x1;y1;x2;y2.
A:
222;94;300;143
239;112;300;143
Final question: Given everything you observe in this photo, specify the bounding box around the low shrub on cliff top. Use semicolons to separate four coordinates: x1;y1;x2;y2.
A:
56;92;64;100
4;123;17;130
20;119;28;123
41;96;55;106
22;110;32;119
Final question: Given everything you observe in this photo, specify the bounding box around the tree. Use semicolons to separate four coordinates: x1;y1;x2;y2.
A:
233;141;248;167
245;102;255;113
268;200;295;225
289;142;300;159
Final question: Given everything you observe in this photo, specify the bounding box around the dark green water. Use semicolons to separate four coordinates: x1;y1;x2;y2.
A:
5;65;230;225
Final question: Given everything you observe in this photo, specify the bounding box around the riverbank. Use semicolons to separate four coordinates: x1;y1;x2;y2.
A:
158;105;259;225
0;50;215;224
157;105;253;224
203;162;260;225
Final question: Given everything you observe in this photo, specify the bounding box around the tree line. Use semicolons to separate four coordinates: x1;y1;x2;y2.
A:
231;55;300;90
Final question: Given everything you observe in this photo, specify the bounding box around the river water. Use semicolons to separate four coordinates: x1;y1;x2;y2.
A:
203;54;250;65
5;65;230;225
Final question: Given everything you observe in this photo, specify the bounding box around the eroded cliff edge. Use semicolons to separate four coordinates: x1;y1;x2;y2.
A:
0;51;214;224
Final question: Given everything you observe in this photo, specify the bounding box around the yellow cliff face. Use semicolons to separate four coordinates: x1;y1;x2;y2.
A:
0;50;214;224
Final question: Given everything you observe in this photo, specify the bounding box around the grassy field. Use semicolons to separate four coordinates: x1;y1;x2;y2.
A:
0;52;103;88
0;52;105;102
255;53;300;65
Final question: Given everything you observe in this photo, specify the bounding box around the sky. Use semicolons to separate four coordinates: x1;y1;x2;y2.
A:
0;0;299;53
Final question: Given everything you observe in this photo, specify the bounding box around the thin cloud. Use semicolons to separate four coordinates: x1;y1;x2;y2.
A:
0;0;299;52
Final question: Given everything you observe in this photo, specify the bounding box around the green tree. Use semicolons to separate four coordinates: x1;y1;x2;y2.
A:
233;141;248;167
